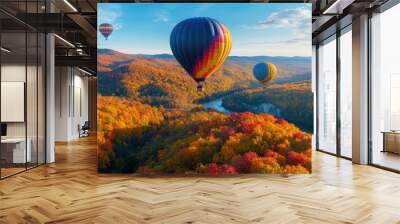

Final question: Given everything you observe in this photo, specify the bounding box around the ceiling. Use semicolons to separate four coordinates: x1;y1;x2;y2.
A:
0;0;394;73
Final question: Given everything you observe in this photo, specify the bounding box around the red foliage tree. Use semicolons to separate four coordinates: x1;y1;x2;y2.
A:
207;163;222;175
221;164;237;174
234;151;257;173
292;132;304;140
287;150;307;167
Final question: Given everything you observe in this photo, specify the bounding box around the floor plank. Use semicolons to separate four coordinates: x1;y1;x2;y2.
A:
0;136;400;224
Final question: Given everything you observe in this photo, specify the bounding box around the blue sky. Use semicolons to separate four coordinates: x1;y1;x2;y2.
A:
98;3;311;57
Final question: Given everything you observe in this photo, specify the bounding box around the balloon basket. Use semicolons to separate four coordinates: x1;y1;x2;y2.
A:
197;83;204;91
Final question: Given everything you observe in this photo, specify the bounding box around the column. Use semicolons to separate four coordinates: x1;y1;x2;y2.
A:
352;14;369;164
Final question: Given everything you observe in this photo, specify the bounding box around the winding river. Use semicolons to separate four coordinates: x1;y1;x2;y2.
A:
201;97;281;117
202;99;232;114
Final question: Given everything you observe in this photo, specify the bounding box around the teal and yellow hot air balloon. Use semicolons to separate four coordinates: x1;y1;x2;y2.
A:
170;17;232;91
253;62;278;85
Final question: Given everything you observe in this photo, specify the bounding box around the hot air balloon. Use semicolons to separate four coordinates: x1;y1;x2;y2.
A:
170;17;232;91
253;62;278;85
99;23;113;40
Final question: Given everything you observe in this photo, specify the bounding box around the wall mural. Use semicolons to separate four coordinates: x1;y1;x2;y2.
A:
97;3;313;174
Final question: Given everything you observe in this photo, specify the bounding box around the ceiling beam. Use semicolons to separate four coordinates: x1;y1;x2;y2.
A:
67;13;97;46
14;13;82;32
55;55;96;71
322;0;356;14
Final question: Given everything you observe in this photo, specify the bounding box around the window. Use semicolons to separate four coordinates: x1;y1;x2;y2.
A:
370;3;400;171
339;28;352;158
390;75;400;130
317;36;337;154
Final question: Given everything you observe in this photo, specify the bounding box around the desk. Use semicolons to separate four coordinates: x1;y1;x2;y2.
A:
382;131;400;154
1;138;31;164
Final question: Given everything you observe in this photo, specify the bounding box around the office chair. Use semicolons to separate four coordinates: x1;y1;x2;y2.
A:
79;121;90;138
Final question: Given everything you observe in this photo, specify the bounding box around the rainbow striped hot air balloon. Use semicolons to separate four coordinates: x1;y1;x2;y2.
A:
99;23;113;40
253;62;278;85
170;17;232;91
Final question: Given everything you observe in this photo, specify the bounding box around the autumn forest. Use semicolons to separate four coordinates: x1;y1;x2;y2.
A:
97;49;313;174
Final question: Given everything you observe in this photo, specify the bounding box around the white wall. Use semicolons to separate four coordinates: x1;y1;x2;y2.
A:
1;64;25;81
1;65;26;139
72;73;89;138
55;66;69;141
1;63;46;164
54;67;89;141
1;65;39;137
1;82;25;122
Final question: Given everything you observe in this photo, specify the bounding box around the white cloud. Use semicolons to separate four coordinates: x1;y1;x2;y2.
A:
243;7;311;38
239;7;311;56
235;37;311;57
98;5;122;30
232;41;311;57
243;37;309;46
152;10;170;23
245;7;311;30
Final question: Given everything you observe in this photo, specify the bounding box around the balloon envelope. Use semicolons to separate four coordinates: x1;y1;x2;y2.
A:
170;17;232;89
253;62;277;84
99;23;113;40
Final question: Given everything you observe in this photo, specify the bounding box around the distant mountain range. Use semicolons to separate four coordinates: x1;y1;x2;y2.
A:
98;48;310;63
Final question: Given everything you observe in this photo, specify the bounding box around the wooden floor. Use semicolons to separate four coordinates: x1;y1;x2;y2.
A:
1;167;26;178
373;151;400;171
1;137;400;224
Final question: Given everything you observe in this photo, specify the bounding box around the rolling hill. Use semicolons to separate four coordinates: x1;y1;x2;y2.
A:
97;49;312;108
